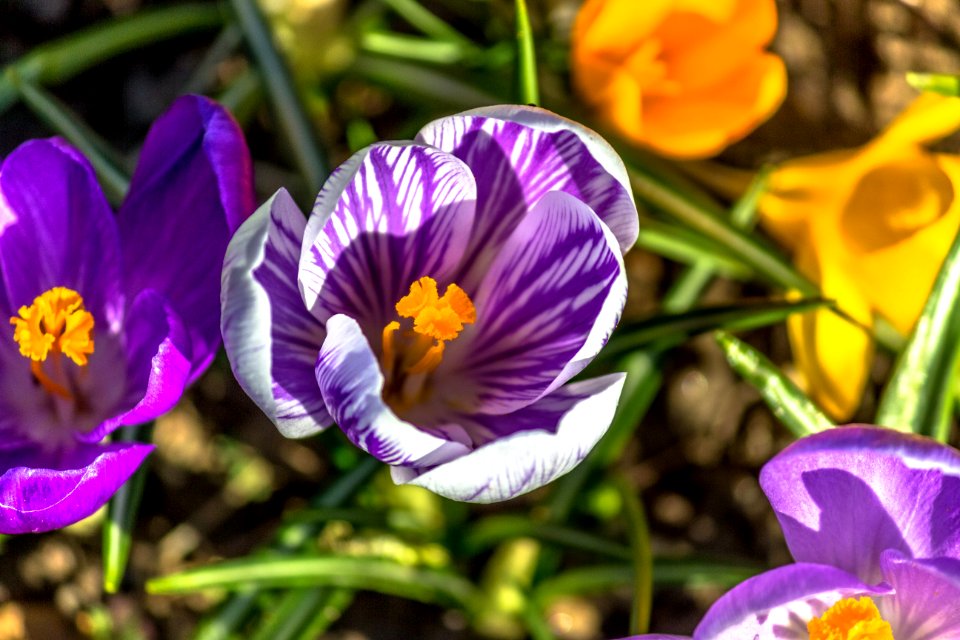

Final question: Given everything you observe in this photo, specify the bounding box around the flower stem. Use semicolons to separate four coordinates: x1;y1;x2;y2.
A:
514;0;539;105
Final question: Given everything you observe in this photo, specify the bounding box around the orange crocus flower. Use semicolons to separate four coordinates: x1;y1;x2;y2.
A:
571;0;787;159
760;94;960;419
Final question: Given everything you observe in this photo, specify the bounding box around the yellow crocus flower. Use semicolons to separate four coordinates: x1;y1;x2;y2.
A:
761;94;960;419
570;0;787;159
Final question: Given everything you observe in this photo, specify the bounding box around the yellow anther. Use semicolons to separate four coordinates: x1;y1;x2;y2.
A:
381;276;476;403
807;597;893;640
10;286;95;367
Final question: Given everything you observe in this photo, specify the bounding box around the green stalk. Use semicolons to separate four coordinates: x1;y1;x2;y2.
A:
0;4;225;115
229;0;329;193
103;424;153;593
514;0;539;105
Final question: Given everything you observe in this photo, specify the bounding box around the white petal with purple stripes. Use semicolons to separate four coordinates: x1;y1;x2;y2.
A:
221;189;331;438
392;373;625;503
316;314;472;467
298;143;477;332
417;105;638;264
442;191;623;415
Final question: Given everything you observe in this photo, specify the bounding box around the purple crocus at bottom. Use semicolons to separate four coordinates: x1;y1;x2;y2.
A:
624;426;960;639
0;95;254;533
222;105;640;502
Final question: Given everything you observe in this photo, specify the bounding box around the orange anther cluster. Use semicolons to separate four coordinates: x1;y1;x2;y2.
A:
10;286;95;366
807;597;893;640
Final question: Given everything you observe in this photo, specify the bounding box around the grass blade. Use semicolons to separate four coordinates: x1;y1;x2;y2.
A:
514;0;539;105
103;424;152;593
229;0;329;192
876;227;960;440
617;477;652;635
716;331;833;438
907;72;960;97
13;77;130;203
148;556;481;613
0;4;224;115
603;297;832;361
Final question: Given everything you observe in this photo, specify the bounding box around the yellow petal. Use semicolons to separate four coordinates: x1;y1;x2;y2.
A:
851;153;960;334
876;93;960;149
788;247;873;420
641;52;786;158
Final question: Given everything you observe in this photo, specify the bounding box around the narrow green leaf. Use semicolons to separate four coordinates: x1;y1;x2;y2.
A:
193;457;379;640
380;0;474;45
12;77;130;204
628;164;817;296
533;558;762;604
352;54;503;107
514;0;539;105
230;0;329;192
249;588;343;640
0;4;224;115
635;220;753;279
217;68;264;127
463;515;632;560
603;297;832;361
907;71;960;97
876;226;960;440
617;478;652;635
147;556;481;613
103;424;152;593
359;32;473;65
295;588;354;639
716;331;833;438
520;600;558;640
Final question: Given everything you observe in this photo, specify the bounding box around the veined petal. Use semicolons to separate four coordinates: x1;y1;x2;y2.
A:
444;191;623;415
760;426;960;584
880;550;960;638
0;441;153;534
299;143;477;334
694;563;892;640
79;289;192;443
417;105;638;259
0;138;122;326
316;314;470;467
118;95;255;378
392;374;625;503
222;189;332;438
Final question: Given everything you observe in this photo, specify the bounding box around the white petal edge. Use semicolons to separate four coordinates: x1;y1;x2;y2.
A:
392;373;626;503
221;188;331;438
417;104;639;252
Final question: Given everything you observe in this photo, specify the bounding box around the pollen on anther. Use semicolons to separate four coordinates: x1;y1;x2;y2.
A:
10;286;95;366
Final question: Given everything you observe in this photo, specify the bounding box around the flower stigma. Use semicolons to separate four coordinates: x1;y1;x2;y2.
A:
10;286;95;399
381;276;475;410
807;596;893;640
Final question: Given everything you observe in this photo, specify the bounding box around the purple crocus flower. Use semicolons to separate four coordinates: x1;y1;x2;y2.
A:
625;426;960;639
221;106;638;502
0;95;254;533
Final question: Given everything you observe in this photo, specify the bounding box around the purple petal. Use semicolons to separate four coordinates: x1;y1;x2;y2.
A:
0;442;153;533
617;637;690;640
694;563;892;640
760;426;960;584
222;189;331;438
299;143;477;335
442;191;624;415
880;550;960;638
316;314;470;467
416;105;638;276
118;95;255;377
392;374;625;503
80;289;193;443
0;138;122;324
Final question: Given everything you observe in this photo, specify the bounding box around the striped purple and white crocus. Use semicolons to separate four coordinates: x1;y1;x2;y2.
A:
221;106;639;502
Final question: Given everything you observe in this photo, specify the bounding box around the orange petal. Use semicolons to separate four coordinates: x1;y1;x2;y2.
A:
641;52;786;158
572;0;673;63
788;247;873;420
659;0;779;92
